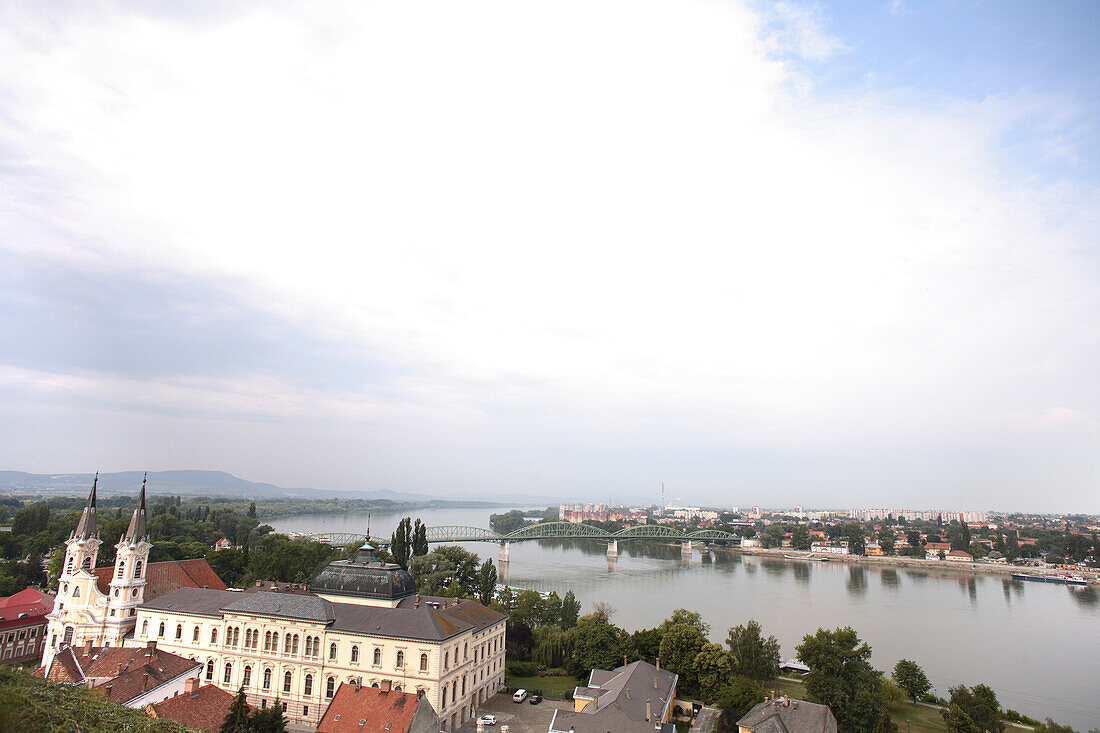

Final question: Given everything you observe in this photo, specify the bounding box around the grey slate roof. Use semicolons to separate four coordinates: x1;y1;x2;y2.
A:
221;591;335;622
142;587;235;617
310;546;417;602
121;474;148;543
549;660;678;733
737;698;838;733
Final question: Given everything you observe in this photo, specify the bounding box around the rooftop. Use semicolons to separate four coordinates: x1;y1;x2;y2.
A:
737;697;838;733
316;681;438;733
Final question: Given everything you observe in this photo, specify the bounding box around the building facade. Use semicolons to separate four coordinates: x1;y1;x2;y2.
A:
0;587;53;665
133;546;506;730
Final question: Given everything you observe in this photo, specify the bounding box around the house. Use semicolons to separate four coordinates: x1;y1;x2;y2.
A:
548;660;678;733
0;587;53;665
214;538;233;551
146;677;245;732
778;659;810;676
925;542;952;560
810;541;849;556
41;640;201;708
316;680;440;733
946;550;973;563
864;543;885;556
737;696;837;733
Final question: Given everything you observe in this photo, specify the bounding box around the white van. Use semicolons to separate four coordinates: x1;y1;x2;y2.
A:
513;689;528;703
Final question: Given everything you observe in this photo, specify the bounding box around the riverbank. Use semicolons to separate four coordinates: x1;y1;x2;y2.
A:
714;545;1100;583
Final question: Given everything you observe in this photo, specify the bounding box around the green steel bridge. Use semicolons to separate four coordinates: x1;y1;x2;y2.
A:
296;522;739;561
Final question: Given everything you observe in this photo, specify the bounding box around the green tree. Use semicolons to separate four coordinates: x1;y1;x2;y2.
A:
569;613;628;677
391;517;412;569
476;559;497;605
630;627;664;664
946;684;1003;733
412;519;429;556
12;504;49;537
659;624;708;695
942;704;982;733
560;590;581;629
219;688;251;733
716;677;766;731
247;502;257;519
892;659;932;703
249;700;287;733
726;619;780;682
796;627;886;733
660;608;711;635
791;525;812;551
843;524;867;556
693;643;734;704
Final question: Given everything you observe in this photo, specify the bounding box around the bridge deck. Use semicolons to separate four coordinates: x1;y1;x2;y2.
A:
295;522;738;546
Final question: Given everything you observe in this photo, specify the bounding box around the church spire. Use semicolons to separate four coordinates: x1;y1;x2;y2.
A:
73;472;98;539
122;473;148;543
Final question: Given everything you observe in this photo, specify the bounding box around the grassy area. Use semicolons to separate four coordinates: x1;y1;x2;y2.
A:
766;676;949;733
505;673;583;698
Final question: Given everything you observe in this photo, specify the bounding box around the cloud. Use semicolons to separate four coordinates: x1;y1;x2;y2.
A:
0;0;1097;508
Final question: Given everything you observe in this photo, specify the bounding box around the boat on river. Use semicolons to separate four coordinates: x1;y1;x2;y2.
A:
1010;572;1087;586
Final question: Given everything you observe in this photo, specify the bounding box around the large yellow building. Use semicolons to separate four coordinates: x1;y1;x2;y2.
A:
133;545;507;730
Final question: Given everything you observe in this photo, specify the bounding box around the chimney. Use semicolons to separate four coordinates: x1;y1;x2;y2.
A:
117;663;123;676
625;689;630;699
354;679;361;691
380;680;392;693
645;700;652;722
146;640;157;655
417;689;424;699
185;677;200;696
255;581;262;586
655;657;660;670
143;673;150;691
105;684;113;699
653;676;658;689
623;655;628;667
85;639;94;653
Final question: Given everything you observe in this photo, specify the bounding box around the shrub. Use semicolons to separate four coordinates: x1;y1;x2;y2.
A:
507;661;538;677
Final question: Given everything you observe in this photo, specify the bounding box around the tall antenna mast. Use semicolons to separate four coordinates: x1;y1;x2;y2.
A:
661;482;665;508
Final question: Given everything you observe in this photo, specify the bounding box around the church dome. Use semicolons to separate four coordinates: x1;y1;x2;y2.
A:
309;546;417;602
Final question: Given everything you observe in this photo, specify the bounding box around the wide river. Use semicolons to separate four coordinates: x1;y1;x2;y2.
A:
270;507;1100;729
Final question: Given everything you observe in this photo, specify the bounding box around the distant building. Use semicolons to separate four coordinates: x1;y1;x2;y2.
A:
810;541;849;556
946;550;973;563
316;680;440;733
864;543;885;556
0;587;53;665
41;640;201;708
737;696;837;733
214;538;233;551
925;542;952;560
146;678;245;732
549;660;678;733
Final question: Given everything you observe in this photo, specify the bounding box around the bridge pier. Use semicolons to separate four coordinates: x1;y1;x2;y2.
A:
606;540;618;559
681;540;693;562
498;542;510;564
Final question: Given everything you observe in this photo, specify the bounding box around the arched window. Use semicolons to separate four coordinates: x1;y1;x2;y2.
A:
373;647;381;665
245;629;252;648
175;624;183;640
224;663;233;684
420;653;428;672
205;660;214;681
285;633;292;653
304;674;313;697
263;668;272;690
326;676;335;698
193;626;200;642
116;562;124;578
283;671;292;694
442;688;447;708
444;650;449;669
141;620;148;636
396;651;404;668
243;665;252;688
210;628;218;645
72;586;80;598
271;633;278;653
304;636;312;657
329;642;337;660
351;645;359;663
135;560;143;577
81;557;91;570
291;634;299;654
461;676;466;695
158;622;165;637
464;642;468;660
394;684;401;692
264;631;271;651
62;626;74;646
66;557;73;574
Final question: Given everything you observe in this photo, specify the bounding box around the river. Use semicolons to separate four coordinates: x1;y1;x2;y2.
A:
270;507;1100;729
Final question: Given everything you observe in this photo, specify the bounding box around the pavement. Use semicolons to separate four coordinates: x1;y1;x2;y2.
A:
456;693;572;733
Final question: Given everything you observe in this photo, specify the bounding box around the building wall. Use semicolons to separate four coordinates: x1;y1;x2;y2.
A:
133;607;506;730
0;619;47;666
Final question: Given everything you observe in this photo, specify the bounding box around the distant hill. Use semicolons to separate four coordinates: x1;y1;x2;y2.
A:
0;469;555;504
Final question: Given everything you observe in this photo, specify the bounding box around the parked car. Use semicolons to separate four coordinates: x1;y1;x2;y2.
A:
477;715;497;726
513;689;528;703
529;694;543;705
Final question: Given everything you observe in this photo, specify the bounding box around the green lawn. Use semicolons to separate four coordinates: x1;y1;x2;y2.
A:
767;677;949;733
505;673;583;698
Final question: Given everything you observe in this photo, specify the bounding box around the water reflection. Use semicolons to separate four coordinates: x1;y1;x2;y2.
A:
880;568;900;589
792;562;811;585
762;559;787;576
1070;587;1098;607
846;566;867;595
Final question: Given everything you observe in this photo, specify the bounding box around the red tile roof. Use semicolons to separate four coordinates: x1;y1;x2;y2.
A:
147;683;243;732
316;683;422;733
0;587;53;625
46;644;201;704
924;542;952;551
94;558;227;599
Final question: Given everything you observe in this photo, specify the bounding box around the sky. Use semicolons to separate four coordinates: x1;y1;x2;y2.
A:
2;0;1098;512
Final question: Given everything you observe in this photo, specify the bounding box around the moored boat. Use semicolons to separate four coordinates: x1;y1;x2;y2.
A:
1011;572;1087;586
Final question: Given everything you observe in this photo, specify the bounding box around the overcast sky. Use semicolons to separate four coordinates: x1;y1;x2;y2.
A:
2;0;1098;512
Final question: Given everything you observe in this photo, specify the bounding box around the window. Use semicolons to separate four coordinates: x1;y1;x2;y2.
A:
285;633;292;654
396;651;404;668
444;651;449;669
66;558;73;574
245;629;252;648
158;622;165;638
283;671;292;694
263;668;272;690
304;636;312;657
329;642;337;660
291;634;299;654
135;560;143;577
141;620;148;636
461;676;465;695
175;624;183;640
82;557;91;570
373;647;381;666
420;653;428;672
72;586;80;598
442;688;447;708
116;562;124;578
224;663;233;684
281;702;287;713
243;665;252;688
206;660;214;681
351;645;359;663
131;588;138;598
326;677;335;698
193;626;200;642
211;628;218;645
303;705;309;717
271;633;278;653
264;631;272;651
464;642;468;660
304;674;313;697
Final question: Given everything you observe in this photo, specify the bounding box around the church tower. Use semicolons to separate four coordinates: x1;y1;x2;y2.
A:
43;474;109;668
105;473;151;643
